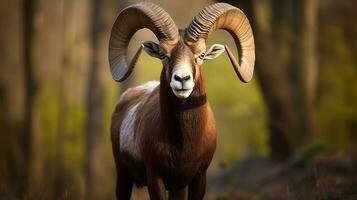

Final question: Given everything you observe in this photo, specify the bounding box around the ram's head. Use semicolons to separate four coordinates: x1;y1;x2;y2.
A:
109;2;255;99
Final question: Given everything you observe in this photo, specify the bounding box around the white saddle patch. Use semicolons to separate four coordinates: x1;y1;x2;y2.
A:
119;81;159;101
119;81;159;159
136;81;159;93
120;103;141;159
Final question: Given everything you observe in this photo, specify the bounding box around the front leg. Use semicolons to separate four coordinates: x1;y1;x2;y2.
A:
147;168;166;200
169;187;187;200
115;165;133;200
188;171;206;200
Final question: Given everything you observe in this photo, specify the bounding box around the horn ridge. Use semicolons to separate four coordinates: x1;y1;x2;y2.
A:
185;3;255;82
109;2;178;81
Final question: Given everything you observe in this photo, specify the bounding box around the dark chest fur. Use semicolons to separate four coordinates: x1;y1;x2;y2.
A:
147;75;215;188
151;107;216;189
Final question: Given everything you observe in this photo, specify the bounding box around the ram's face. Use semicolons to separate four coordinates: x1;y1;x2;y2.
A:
165;39;196;99
142;37;225;99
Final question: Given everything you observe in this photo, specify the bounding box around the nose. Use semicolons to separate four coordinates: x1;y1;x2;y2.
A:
174;74;191;83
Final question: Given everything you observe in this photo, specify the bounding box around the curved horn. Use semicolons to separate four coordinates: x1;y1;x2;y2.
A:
109;2;179;81
185;3;255;83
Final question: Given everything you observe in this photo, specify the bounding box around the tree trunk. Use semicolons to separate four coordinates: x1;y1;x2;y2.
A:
288;0;319;144
23;0;36;195
27;0;67;195
301;0;319;139
85;0;104;198
219;0;319;160
220;0;294;160
0;0;28;196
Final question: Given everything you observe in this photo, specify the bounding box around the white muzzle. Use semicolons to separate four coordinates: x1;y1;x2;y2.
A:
170;68;194;99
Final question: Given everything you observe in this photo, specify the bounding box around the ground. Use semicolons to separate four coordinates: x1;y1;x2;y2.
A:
206;145;357;200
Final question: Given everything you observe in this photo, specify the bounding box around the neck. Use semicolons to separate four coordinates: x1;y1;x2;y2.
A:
159;71;207;148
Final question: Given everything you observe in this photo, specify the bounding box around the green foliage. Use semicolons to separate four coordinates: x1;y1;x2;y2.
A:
35;86;86;197
316;23;357;149
203;53;269;163
39;89;61;160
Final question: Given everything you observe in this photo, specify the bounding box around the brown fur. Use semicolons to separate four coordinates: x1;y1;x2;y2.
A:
111;35;217;199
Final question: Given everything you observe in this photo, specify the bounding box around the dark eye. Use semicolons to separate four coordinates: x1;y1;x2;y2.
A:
198;53;205;59
165;54;171;61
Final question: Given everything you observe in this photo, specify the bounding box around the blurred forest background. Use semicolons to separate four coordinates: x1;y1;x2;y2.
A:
0;0;356;199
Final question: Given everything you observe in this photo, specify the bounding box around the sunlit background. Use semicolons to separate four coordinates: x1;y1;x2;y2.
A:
1;0;356;199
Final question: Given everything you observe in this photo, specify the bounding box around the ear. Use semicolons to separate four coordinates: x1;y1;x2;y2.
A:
142;41;165;59
203;44;225;60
